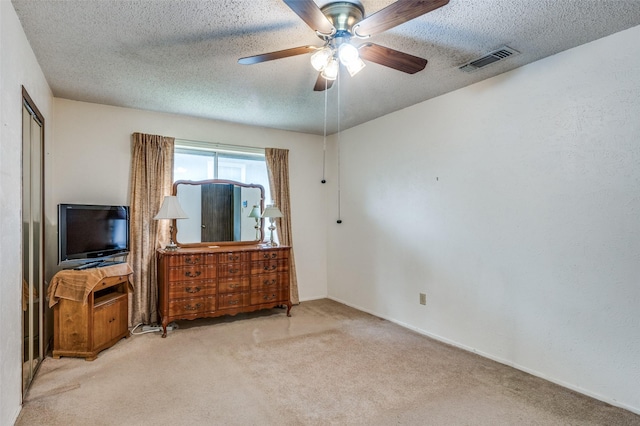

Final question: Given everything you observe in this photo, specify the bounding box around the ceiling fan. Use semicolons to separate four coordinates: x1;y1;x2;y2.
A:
238;0;449;91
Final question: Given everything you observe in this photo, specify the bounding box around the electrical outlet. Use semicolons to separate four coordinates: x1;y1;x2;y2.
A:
419;293;427;305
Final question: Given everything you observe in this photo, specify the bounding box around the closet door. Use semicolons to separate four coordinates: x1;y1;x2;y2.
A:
22;90;44;395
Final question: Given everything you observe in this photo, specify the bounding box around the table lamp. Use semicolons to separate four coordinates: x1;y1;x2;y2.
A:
154;195;188;251
261;204;283;247
248;205;261;241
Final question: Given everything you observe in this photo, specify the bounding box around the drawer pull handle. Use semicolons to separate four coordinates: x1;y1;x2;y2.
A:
185;286;200;293
263;279;276;286
185;271;201;278
227;255;239;261
229;283;239;288
184;303;202;311
263;265;277;271
228;268;239;274
229;300;239;305
263;294;276;301
185;257;200;264
263;253;278;259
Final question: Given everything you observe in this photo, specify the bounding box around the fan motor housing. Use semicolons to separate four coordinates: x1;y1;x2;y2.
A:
320;1;364;33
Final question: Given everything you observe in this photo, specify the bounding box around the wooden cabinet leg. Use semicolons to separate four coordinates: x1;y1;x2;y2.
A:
161;318;168;338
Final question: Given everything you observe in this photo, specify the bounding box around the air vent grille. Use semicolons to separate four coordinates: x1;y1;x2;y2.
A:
459;46;519;72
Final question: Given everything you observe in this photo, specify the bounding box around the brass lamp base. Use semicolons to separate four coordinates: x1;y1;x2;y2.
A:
164;242;179;251
267;224;278;247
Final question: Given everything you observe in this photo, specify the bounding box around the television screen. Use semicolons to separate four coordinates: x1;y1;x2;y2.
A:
58;204;130;264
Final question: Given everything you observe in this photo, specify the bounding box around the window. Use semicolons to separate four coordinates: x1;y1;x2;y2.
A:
174;140;271;203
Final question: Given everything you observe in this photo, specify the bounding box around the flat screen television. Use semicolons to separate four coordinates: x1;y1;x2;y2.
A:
58;203;130;265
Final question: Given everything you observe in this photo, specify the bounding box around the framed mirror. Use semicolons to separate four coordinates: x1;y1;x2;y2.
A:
172;179;265;246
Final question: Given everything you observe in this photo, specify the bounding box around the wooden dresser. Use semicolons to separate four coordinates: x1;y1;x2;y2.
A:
157;245;291;337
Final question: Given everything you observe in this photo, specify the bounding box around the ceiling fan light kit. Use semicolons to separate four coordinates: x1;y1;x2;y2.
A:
311;33;366;79
238;0;450;91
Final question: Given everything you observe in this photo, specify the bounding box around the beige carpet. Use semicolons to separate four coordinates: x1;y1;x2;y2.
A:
17;299;640;425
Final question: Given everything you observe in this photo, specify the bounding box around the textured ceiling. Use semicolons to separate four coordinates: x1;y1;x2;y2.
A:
11;0;640;135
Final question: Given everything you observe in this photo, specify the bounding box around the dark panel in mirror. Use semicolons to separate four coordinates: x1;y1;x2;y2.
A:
173;179;265;246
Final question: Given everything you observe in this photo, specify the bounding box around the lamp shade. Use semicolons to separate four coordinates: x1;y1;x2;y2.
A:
345;57;366;76
248;205;261;218
321;57;339;81
338;43;359;65
153;196;188;220
261;205;283;219
310;46;333;71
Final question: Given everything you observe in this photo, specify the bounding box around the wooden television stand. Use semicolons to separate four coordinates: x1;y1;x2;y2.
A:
50;265;132;361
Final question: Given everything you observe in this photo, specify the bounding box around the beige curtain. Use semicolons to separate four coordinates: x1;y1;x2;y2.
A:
265;148;299;304
129;132;174;326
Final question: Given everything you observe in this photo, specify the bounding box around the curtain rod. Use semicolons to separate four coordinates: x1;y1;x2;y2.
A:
175;138;265;155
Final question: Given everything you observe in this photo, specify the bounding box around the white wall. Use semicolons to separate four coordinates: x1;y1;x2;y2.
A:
327;25;640;413
0;1;53;424
52;100;328;301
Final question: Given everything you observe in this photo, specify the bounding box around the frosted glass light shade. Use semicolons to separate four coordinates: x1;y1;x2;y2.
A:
321;58;339;81
311;46;333;71
154;196;188;220
345;57;366;76
338;43;359;65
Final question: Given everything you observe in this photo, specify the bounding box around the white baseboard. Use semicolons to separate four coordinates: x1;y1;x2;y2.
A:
298;295;328;302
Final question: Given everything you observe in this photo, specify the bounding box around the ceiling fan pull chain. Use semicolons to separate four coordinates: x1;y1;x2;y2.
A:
336;68;342;224
322;77;328;184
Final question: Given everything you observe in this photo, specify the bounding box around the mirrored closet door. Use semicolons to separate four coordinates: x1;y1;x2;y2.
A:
22;88;44;394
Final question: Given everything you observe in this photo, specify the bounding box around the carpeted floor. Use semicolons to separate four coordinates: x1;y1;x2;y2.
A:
17;299;640;425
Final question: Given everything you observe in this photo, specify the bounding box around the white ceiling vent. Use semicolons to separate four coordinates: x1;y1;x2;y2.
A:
459;46;519;72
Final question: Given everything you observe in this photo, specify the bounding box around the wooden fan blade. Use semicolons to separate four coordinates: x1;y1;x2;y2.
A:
354;0;449;37
359;43;427;74
313;73;334;92
283;0;335;35
238;46;317;65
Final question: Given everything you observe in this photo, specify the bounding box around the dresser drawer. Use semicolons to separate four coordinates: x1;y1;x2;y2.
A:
218;276;249;293
167;253;216;266
219;251;249;263
168;279;216;299
218;292;249;309
168;264;216;281
250;273;288;292
168;296;214;316
218;262;249;278
250;259;289;275
250;289;289;306
251;250;289;261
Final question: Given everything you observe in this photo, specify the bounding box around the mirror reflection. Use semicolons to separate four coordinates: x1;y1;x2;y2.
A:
174;179;264;245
